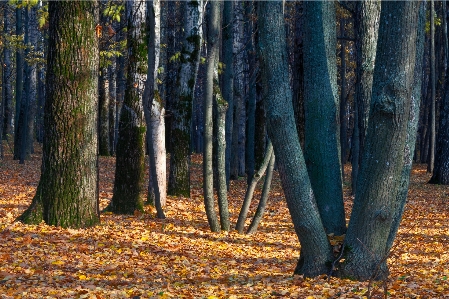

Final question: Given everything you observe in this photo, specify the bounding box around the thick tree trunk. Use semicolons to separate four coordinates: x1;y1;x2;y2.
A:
110;0;147;214
352;0;380;194
144;0;166;218
303;1;346;235
258;2;333;277
168;0;203;197
203;1;221;232
340;19;348;167
342;1;420;280
18;1;100;228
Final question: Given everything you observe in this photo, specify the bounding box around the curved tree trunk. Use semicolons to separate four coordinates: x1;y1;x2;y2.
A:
258;1;333;277
19;0;100;228
110;0;147;214
342;1;420;280
303;1;346;235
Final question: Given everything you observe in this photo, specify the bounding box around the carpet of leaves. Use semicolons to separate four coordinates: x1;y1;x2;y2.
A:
1;147;449;299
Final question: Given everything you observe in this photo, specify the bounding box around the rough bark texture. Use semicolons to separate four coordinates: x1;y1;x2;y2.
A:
303;1;346;235
110;0;147;214
428;0;436;173
352;0;380;194
203;1;221;232
258;2;333;277
168;0;203;198
342;1;420;281
19;1;100;228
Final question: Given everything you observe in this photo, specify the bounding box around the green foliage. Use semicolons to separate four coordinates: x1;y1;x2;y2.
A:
425;9;442;33
37;3;48;29
103;3;124;23
169;51;182;63
9;0;38;9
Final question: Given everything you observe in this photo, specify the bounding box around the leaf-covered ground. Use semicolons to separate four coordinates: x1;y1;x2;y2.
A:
1;146;449;298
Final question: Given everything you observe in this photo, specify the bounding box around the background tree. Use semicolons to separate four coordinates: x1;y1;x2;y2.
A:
18;0;100;228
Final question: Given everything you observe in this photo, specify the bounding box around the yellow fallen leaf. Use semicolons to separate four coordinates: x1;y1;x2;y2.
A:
51;260;64;266
78;274;87;280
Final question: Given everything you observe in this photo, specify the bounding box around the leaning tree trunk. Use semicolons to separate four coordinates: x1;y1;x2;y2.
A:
110;0;147;214
168;0;203;198
352;0;380;194
18;0;100;228
144;0;166;218
203;1;221;232
303;0;346;235
258;1;333;277
342;1;420;281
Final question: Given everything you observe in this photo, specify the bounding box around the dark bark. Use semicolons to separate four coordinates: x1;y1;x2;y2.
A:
13;7;24;160
2;5;13;141
428;0;436;173
303;1;346;235
340;19;348;167
342;1;420;280
99;66;110;156
18;1;100;228
258;2;333;277
110;0;147;214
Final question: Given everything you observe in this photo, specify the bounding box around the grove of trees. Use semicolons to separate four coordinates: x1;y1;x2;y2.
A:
1;0;448;284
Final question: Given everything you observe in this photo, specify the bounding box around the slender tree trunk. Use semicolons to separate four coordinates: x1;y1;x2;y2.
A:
2;5;13;141
18;1;100;228
247;151;275;235
144;0;166;218
258;1;333;277
340;19;348;167
222;0;234;187
236;140;273;233
99;66;110;156
203;1;221;232
428;0;436;173
110;0;147;214
13;7;24;160
303;0;346;235
342;1;420;280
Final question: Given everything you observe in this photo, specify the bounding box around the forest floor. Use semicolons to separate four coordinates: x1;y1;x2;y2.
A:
0;145;449;299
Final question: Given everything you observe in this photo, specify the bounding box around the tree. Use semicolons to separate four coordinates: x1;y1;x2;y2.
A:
18;0;100;228
342;1;421;280
13;6;24;160
258;1;333;277
168;0;204;198
144;0;166;218
203;0;221;232
428;0;436;173
109;0;147;214
303;0;346;235
351;0;380;194
2;4;13;142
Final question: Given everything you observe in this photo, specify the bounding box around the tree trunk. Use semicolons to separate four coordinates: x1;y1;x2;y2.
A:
428;0;436;173
203;1;221;232
144;0;166;218
13;7;24;160
2;5;13;141
303;0;346;235
352;0;380;194
236;141;273;234
342;1;420;280
340;19;348;167
168;0;203;198
222;0;234;188
99;66;110;156
18;1;100;228
110;0;147;214
258;1;333;277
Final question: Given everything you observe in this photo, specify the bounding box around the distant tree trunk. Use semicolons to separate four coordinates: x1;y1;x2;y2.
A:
342;1;420;280
430;1;449;185
222;0;234;187
13;7;24;160
2;5;13;141
258;1;333;277
303;0;346;235
352;0;380;194
18;1;100;228
428;0;436;173
168;0;203;198
245;1;256;184
247;151;275;235
236;140;273;233
110;0;147;214
203;1;221;232
108;61;117;155
99;66;110;156
144;0;166;218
